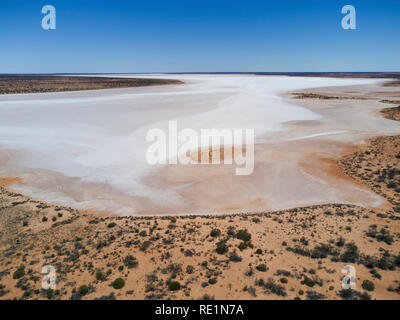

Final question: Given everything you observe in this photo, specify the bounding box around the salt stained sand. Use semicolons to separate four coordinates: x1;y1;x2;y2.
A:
0;74;399;215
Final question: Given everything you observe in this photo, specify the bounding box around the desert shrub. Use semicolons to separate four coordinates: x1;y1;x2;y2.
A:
167;263;182;275
227;227;236;237
140;241;152;252
78;285;88;295
256;264;267;272
286;245;309;257
23;221;28;227
208;278;217;285
238;241;251;251
186;265;195;274
96;270;107;281
255;249;263;254
362;280;375;292
123;255;138;268
336;237;345;247
256;278;286;297
359;292;371;300
210;229;221;237
310;243;333;259
202;293;215;300
366;225;394;245
361;250;397;270
306;290;325;300
338;289;353;299
338;288;370;300
301;276;315;287
369;269;381;279
184;249;193;257
12;266;25;279
216;241;228;254
275;270;291;277
229;251;242;262
299;237;309;246
236;229;251;242
139;230;147;237
46;288;54;299
387;283;400;294
340;242;359;263
42;216;48;222
95;292;116;300
280;277;288;284
113;278;125;289
169;281;181;291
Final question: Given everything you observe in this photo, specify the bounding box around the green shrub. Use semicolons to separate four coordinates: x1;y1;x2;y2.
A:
362;280;375;292
123;255;138;268
208;278;217;285
256;278;286;297
96;270;106;281
229;251;242;262
186;265;195;274
255;249;263;254
107;222;116;228
256;264;267;272
301;276;315;287
78;285;89;295
280;277;288;284
236;229;251;242
113;278;125;289
227;226;236;236
169;281;181;291
46;288;54;299
210;229;221;237
238;241;248;251
216;241;228;254
12;266;25;279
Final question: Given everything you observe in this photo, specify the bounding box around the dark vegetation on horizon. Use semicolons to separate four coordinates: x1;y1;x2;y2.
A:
169;72;400;79
0;75;183;94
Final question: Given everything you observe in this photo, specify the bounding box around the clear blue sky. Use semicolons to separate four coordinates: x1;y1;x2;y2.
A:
0;0;399;73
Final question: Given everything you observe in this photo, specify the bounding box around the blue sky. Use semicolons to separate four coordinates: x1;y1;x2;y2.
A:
0;0;399;73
